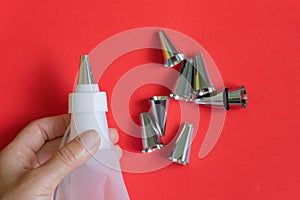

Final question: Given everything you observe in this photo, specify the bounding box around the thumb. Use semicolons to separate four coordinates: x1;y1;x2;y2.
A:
34;130;100;189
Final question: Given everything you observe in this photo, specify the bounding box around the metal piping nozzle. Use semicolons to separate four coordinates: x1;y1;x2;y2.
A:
193;53;216;97
170;59;194;101
169;123;194;165
140;112;164;153
78;55;95;85
149;96;170;137
159;30;185;67
193;88;230;110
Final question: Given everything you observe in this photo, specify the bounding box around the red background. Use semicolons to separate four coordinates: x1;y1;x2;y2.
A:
1;0;300;199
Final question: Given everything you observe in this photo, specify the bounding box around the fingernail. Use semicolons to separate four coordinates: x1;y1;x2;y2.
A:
80;130;100;150
109;128;119;143
115;145;123;159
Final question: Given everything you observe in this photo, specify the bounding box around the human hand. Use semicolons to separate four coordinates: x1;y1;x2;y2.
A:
0;114;121;200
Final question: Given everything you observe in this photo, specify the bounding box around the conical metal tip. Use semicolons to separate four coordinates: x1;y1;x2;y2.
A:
169;123;194;165
140;112;164;153
193;88;230;111
149;96;170;137
159;30;185;67
193;53;216;97
78;55;95;84
228;86;248;108
170;59;194;101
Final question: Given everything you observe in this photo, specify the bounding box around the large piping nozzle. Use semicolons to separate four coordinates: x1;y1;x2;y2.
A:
159;30;185;67
169;123;194;165
170;59;194;101
140;112;164;153
193;53;216;97
228;86;248;108
193;88;230;111
149;96;170;137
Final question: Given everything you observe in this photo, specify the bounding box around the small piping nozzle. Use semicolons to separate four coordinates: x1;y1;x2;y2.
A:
193;53;216;97
149;96;170;137
159;30;185;67
228;86;248;108
78;55;95;85
193;88;230;111
140;112;164;153
169;123;194;165
170;59;194;101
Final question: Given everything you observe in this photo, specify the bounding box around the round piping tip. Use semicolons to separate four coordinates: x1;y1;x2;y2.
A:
169;123;194;165
159;30;185;67
140;112;164;153
149;96;170;137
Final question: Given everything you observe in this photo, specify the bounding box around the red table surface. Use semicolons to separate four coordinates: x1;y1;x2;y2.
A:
1;0;300;199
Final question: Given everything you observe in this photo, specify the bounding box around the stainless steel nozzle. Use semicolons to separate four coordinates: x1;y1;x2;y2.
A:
193;53;216;97
159;30;185;67
169;123;194;165
149;96;170;137
140;112;164;153
78;55;95;84
193;88;230;110
228;86;247;108
170;59;194;101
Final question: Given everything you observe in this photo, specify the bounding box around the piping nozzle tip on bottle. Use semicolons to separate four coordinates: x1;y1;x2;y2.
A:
169;123;194;165
140;112;164;153
159;30;185;67
78;55;95;85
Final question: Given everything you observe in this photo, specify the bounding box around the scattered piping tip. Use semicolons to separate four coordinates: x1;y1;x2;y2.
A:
228;86;248;108
170;59;194;101
140;112;164;153
193;88;230;111
193;53;217;97
78;55;95;84
149;96;170;137
159;30;185;67
169;123;194;165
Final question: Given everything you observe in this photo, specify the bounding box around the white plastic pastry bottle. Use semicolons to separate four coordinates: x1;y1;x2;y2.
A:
54;55;129;200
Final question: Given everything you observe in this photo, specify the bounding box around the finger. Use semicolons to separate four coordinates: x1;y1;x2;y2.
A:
37;128;119;165
114;144;122;160
108;128;119;144
10;114;70;153
36;137;62;166
33;130;100;189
